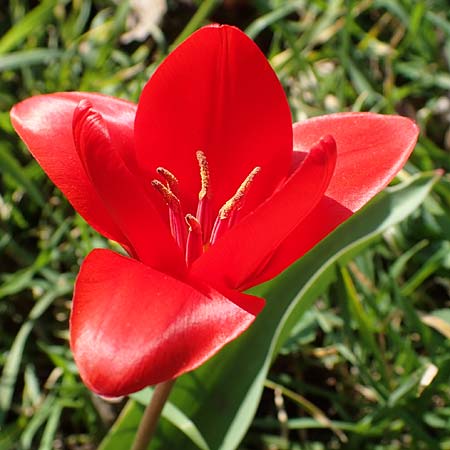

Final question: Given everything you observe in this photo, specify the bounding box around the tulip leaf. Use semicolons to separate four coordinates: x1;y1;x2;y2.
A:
97;401;143;450
99;390;211;450
98;172;438;449
131;389;211;450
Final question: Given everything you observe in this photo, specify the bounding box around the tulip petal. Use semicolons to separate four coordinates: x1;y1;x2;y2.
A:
292;113;419;210
135;25;293;220
71;249;262;397
10;92;138;244
73;101;185;275
251;112;419;285
191;136;337;290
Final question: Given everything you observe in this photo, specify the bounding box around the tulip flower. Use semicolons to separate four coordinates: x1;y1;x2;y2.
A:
10;25;418;398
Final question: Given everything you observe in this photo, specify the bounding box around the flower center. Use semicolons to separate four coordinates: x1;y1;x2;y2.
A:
151;151;261;266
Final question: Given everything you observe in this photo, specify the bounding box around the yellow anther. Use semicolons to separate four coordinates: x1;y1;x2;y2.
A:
219;167;261;219
151;179;181;211
156;167;179;196
196;150;211;200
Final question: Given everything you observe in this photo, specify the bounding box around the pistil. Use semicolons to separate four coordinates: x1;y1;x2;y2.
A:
152;153;261;267
185;214;203;266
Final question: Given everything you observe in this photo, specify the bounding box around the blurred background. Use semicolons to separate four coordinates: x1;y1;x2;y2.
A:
1;1;450;449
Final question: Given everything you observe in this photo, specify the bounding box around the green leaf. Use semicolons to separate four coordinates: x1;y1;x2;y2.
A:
0;144;46;207
0;422;22;450
38;402;62;450
0;284;72;425
170;0;220;51
0;0;59;55
99;172;438;450
97;401;145;450
20;395;55;450
0;49;62;71
245;1;306;40
131;389;211;450
100;389;211;450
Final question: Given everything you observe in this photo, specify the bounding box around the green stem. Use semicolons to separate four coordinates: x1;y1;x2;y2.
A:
130;379;175;450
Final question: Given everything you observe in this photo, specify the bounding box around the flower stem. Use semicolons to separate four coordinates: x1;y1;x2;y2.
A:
131;379;175;450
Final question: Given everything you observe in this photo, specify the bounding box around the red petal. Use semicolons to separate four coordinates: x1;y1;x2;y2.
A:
134;25;292;219
73;102;185;275
191;137;337;290
251;112;419;285
10;92;137;244
293;112;419;210
70;249;262;397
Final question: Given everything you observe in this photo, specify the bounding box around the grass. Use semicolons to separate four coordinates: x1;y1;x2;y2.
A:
1;0;450;449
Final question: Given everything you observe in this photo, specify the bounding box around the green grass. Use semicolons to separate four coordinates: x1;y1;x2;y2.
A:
1;1;450;449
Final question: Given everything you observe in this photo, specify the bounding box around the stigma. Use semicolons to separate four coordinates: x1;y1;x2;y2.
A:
151;152;260;266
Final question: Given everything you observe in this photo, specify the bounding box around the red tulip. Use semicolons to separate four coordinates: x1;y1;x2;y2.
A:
10;25;418;397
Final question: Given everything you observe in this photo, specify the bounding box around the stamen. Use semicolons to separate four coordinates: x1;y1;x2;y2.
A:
156;167;179;197
151;179;186;250
196;151;211;200
210;166;261;244
196;150;212;243
151;179;180;210
185;214;203;266
152;153;262;264
219;166;261;219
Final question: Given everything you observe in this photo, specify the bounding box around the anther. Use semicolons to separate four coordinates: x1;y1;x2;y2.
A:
210;166;261;244
156;167;179;197
151;179;181;211
185;214;203;266
196;150;212;243
196;151;211;200
151;179;186;250
219;166;261;219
